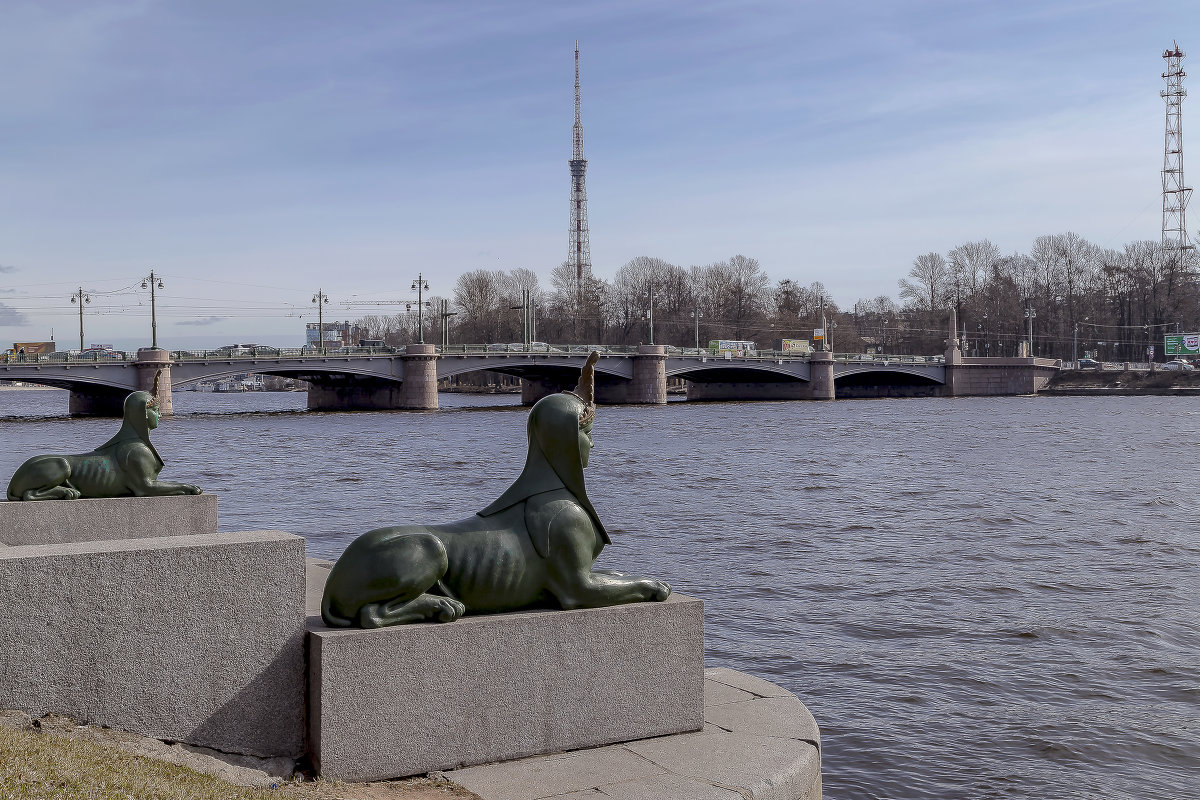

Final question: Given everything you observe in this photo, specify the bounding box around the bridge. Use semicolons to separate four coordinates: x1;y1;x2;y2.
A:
0;335;1061;415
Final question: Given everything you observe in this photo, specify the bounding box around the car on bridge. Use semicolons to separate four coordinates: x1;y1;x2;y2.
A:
1077;358;1100;368
1162;359;1195;371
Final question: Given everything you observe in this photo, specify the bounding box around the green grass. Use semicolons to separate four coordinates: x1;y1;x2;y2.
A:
0;724;285;800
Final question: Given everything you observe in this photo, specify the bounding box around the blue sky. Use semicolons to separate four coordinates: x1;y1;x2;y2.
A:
0;0;1194;348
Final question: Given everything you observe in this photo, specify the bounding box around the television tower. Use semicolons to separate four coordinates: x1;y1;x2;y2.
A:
1162;41;1194;261
569;41;592;329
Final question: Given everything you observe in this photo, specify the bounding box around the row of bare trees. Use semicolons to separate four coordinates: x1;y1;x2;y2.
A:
882;234;1200;360
353;234;1200;361
354;255;839;350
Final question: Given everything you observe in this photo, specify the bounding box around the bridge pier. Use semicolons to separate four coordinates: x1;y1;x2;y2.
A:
305;344;439;411
521;376;572;405
808;352;835;400
685;381;810;401
68;386;129;416
137;348;173;416
595;345;667;405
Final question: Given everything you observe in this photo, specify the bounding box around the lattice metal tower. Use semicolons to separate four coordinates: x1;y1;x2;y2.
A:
1162;41;1194;260
569;41;592;322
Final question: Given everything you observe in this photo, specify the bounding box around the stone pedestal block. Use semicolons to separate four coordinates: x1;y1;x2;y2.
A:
0;531;306;758
0;494;217;547
308;594;705;782
136;348;173;416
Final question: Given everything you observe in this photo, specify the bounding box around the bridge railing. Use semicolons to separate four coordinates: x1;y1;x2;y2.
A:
1;350;135;364
832;353;946;364
169;346;400;360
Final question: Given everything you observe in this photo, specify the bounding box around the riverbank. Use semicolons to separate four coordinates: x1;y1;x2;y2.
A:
1044;368;1200;395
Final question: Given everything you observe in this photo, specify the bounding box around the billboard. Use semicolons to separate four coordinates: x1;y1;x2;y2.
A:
1164;333;1200;356
708;340;757;356
12;341;55;355
774;338;811;354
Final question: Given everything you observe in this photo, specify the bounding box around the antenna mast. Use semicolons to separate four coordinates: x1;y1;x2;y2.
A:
1162;41;1194;265
569;41;592;337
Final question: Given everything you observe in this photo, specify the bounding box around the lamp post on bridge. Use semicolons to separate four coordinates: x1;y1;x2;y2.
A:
1073;317;1089;365
140;272;164;349
691;308;702;350
312;289;330;354
1024;304;1036;357
409;274;431;344
438;299;458;351
645;285;656;345
70;288;91;352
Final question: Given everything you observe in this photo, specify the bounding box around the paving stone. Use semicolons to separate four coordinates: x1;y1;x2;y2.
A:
703;678;757;707
443;670;822;800
625;730;820;800
594;774;745;799
305;557;334;616
444;746;667;800
705;696;821;747
704;667;795;699
0;494;217;546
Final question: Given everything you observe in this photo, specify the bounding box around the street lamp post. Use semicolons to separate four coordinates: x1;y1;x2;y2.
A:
439;299;458;350
646;285;656;345
1073;317;1089;365
1024;305;1036;357
691;307;702;350
141;271;164;349
70;288;91;352
410;274;430;344
312;289;330;354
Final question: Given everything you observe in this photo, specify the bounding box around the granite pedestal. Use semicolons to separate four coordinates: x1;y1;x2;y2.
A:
307;595;705;782
0;494;217;546
0;531;306;758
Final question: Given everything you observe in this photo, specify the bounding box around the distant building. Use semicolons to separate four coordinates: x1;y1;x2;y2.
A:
305;321;362;348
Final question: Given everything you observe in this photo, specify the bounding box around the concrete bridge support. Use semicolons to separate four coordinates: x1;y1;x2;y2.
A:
808;351;835;400
306;379;407;411
685;381;810;401
304;345;439;411
521;376;572;405
137;348;173;416
595;345;667;405
68;386;129;416
399;345;438;409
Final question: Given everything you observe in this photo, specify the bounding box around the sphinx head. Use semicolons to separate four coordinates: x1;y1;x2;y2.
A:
532;350;598;470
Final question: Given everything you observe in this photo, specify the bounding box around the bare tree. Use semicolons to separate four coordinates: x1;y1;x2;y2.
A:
899;252;950;311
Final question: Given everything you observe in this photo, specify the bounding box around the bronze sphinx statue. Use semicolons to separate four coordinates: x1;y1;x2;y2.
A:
321;352;671;627
7;374;202;501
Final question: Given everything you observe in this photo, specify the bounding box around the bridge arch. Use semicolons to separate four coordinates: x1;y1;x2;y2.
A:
834;366;945;398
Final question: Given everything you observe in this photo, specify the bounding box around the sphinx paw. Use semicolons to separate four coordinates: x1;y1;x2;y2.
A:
645;580;671;601
433;597;467;622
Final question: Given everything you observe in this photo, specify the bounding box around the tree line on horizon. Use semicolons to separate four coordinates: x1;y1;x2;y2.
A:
352;233;1200;361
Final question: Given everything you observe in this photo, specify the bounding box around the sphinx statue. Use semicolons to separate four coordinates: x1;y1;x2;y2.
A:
6;374;203;501
321;352;671;627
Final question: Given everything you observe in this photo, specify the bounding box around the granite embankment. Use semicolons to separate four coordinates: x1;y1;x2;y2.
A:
1044;368;1200;395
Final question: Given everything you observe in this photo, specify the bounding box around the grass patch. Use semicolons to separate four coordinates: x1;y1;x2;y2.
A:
0;724;476;800
0;724;281;800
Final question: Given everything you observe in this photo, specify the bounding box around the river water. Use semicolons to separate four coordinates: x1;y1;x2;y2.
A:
0;388;1196;800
